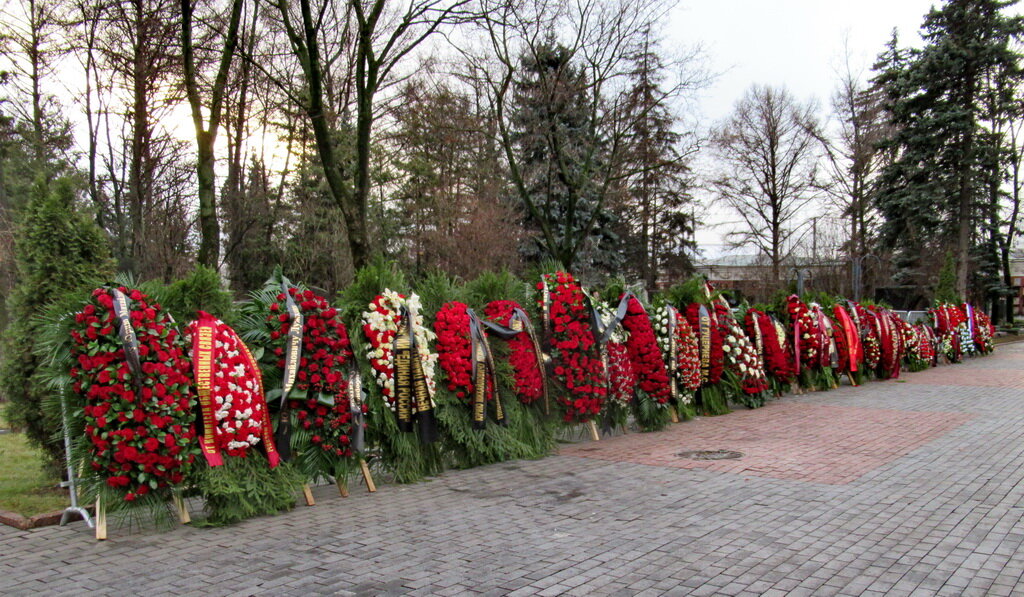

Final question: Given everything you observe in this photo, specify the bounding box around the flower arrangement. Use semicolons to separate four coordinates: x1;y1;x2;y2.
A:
745;309;794;385
593;301;634;407
652;305;699;403
187;312;278;465
537;272;605;423
265;286;360;461
620;295;672;406
483;300;545;405
870;306;902;378
685;303;724;386
915;324;937;364
434;301;490;404
716;301;767;396
605;341;636;407
852;303;882;371
786;295;819;373
972;308;994;354
69;286;198;503
831;303;862;375
361;289;438;411
810;304;838;370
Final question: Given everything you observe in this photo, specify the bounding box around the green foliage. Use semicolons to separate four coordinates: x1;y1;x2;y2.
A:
415;270;463;318
696;384;730;417
151;265;236;325
660;276;715;308
802;291;837;310
871;1;1024;291
191;457;303;527
462;270;531;309
934;251;961;304
1;178;113;469
337;257;408;325
632;390;672;431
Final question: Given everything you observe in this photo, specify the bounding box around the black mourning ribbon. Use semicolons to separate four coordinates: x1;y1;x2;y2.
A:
466;309;506;430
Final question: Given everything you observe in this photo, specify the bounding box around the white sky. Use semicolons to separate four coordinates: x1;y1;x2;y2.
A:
666;0;943;257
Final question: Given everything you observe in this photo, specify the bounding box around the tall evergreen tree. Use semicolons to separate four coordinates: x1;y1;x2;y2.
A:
510;42;621;275
617;41;696;291
871;0;1024;300
1;177;113;468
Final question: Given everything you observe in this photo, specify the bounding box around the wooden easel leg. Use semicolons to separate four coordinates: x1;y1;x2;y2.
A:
670;410;680;424
848;372;858;387
95;497;107;541
587;420;600;442
173;494;191;524
360;459;377;493
337;479;349;498
302;484;315;506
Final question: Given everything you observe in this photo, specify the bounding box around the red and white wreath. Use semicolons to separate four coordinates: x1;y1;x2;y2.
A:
361;289;437;410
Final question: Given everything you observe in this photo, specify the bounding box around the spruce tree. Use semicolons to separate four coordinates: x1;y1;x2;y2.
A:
871;0;1024;299
617;41;696;291
510;42;622;275
0;177;113;468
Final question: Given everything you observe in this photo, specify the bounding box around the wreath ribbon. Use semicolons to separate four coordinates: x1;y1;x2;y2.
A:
467;308;506;430
111;289;143;389
393;306;438;444
192;315;222;467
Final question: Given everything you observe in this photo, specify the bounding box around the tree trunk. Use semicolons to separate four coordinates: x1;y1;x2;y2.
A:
196;133;219;266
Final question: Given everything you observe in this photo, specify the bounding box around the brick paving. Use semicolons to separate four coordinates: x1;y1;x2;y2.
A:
4;344;1024;596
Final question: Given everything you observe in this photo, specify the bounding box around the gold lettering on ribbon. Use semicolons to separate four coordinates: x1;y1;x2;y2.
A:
394;328;413;429
699;311;711;385
194;324;221;465
282;301;302;396
473;358;486;426
412;348;432;416
236;333;279;467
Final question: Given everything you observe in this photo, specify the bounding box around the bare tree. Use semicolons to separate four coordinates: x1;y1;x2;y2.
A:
266;0;474;274
710;84;822;283
465;0;683;271
0;0;74;174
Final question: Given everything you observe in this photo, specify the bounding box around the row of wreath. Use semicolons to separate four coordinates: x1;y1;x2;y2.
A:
54;268;994;526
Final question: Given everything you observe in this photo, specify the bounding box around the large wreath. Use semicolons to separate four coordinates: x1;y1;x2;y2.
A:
786;295;818;373
537;272;605;423
620;295;672;405
260;285;360;474
652;305;700;402
717;302;768;395
745;309;794;384
187;313;278;465
361;289;438;412
69;286;198;503
483;300;545;405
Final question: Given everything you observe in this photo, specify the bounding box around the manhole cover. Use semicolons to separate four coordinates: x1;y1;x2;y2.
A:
677;450;743;461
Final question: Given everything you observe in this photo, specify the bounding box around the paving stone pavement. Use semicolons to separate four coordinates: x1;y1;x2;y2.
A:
4;344;1024;596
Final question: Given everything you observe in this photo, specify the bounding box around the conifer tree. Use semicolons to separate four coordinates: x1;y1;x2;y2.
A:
1;177;113;468
872;0;1024;300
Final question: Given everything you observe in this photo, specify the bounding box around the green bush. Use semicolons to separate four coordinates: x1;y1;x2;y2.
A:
0;178;113;469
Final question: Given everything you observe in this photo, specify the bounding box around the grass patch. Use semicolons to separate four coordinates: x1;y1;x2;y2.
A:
0;433;68;516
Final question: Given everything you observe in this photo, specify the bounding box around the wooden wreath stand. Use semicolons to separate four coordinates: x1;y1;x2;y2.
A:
94;493;190;541
303;458;377;506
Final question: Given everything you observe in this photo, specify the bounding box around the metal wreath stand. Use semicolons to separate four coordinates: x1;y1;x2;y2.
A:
58;382;94;530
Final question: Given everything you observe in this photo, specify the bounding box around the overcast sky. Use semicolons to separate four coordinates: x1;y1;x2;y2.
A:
665;0;944;256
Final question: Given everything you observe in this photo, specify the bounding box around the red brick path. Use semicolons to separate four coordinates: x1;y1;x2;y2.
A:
562;401;974;485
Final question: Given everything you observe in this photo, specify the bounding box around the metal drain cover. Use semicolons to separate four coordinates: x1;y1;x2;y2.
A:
677;450;743;461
